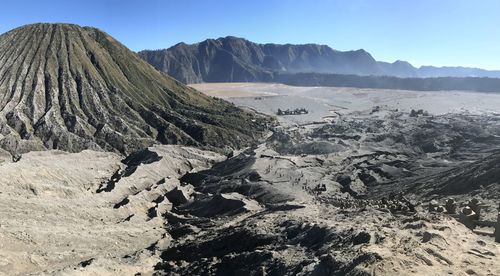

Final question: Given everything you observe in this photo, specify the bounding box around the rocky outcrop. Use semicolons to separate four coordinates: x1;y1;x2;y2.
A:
0;24;268;155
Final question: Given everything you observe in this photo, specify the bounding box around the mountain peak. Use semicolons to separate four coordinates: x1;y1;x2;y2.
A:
219;35;246;41
0;24;266;155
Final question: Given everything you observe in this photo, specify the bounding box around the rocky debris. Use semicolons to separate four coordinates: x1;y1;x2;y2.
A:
113;197;130;209
336;175;365;198
460;207;478;229
78;258;95;268
150;135;499;274
376;194;416;214
165;186;193;207
468;198;482;218
409;109;429;117
154;213;383;275
423;197;500;243
177;192;261;218
154;85;500;275
445;198;457;214
122;148;163;170
96;148;164;193
169;225;201;239
352;231;372;245
428;200;444;213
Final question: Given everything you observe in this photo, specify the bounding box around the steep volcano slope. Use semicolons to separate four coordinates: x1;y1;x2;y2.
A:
0;24;266;155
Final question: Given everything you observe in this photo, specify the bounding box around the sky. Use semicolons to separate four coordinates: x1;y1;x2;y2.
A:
1;0;499;69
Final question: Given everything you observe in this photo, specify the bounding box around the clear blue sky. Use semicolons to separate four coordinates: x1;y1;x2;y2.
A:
1;0;499;69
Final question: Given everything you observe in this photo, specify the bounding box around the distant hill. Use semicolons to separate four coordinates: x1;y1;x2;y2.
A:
138;36;500;84
0;24;267;155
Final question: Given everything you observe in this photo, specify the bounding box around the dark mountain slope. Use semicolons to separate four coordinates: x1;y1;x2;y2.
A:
0;24;267;155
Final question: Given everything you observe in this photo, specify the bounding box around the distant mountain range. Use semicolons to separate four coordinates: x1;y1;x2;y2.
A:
138;36;500;84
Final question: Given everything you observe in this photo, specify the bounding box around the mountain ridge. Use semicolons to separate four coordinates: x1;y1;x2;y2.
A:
138;36;500;83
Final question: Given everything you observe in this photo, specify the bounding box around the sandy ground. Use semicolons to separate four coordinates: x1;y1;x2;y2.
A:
192;82;500;124
1;83;499;275
0;146;224;275
2;145;497;275
190;83;280;98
